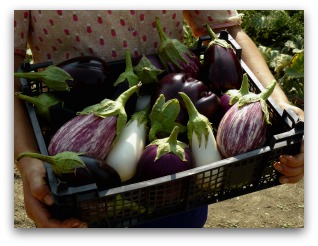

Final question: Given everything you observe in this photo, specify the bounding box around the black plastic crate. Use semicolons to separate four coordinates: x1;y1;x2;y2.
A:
18;31;304;228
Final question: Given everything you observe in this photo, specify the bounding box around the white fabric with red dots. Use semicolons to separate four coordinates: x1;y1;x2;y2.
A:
14;10;242;63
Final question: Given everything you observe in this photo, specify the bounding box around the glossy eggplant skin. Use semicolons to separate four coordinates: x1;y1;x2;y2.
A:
216;102;267;158
58;156;121;190
202;45;243;96
155;73;221;126
136;145;192;181
55;56;113;112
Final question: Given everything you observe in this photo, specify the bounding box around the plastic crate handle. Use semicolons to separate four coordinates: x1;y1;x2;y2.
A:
269;119;304;155
22;61;53;72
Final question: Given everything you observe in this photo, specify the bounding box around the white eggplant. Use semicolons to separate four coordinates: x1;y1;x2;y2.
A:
105;107;149;182
179;92;223;189
191;130;221;166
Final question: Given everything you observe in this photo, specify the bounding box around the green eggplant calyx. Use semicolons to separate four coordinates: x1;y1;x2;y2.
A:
226;73;251;105
114;49;140;88
15;92;61;122
128;104;150;128
179;92;212;148
14;65;72;92
149;94;187;142
155;16;196;71
78;82;142;135
16;151;87;176
133;55;165;85
205;24;233;49
237;80;277;124
150;126;188;162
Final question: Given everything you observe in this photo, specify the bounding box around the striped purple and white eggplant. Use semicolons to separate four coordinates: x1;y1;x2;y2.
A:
216;80;276;158
48;82;142;160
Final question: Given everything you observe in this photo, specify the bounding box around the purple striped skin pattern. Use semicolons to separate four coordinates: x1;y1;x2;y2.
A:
167;53;201;79
48;114;117;161
216;102;267;158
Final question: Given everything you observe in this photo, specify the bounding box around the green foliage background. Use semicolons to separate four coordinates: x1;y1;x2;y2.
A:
184;10;304;110
239;10;304;109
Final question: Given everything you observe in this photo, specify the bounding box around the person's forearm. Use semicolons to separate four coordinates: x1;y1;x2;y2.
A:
14;55;40;170
226;26;290;107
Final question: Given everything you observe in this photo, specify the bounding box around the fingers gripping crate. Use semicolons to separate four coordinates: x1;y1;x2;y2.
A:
19;31;304;228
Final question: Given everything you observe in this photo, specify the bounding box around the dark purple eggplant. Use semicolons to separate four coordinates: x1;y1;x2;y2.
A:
155;16;201;79
16;151;121;190
136;126;192;181
216;80;276;158
202;25;243;96
156;73;221;126
55;56;113;112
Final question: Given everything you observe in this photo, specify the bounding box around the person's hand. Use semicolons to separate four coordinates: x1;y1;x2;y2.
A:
273;102;304;184
273;141;304;184
16;157;87;228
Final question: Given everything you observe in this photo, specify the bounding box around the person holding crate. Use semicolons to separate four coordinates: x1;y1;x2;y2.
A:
14;10;304;228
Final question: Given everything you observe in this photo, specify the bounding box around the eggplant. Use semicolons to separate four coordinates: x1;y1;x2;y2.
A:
135;126;191;210
16;151;121;190
201;25;243;96
155;16;201;79
179;92;222;189
156;73;221;126
136;126;192;181
55;56;113;112
216;80;276;158
105;106;150;182
48;83;142;160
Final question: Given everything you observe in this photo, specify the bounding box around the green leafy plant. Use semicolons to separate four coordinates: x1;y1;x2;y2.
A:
239;10;304;109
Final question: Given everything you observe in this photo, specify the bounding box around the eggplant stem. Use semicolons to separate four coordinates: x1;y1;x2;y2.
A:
155;16;168;42
179;92;199;120
124;49;133;73
115;81;142;106
167;126;180;146
204;24;218;40
15;92;41;107
16;152;55;164
260;80;277;101
179;92;212;148
240;74;250;95
14;71;43;80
